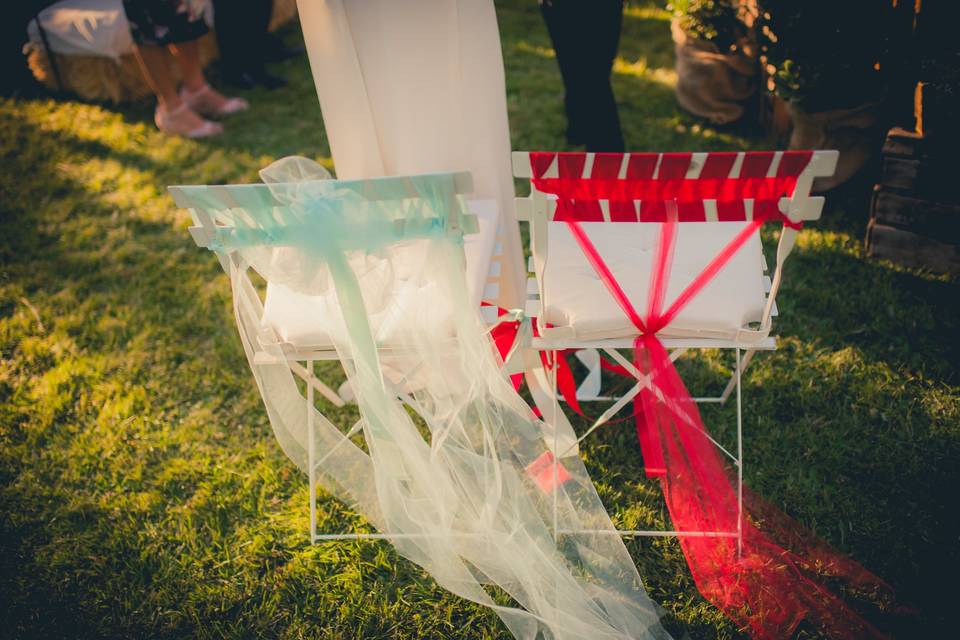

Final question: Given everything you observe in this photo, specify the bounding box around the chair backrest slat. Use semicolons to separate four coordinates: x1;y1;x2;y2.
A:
170;171;476;252
512;150;835;226
512;149;837;341
512;151;835;180
171;171;473;209
512;151;838;228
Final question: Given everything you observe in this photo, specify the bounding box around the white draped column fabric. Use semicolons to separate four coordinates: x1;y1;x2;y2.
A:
295;0;527;310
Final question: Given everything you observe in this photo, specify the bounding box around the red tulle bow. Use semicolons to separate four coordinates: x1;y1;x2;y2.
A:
525;152;894;639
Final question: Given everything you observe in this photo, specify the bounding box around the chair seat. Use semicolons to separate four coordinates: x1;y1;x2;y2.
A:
262;199;499;349
540;221;767;341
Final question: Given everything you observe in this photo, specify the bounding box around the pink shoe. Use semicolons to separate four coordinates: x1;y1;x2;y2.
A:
180;83;249;118
155;103;223;139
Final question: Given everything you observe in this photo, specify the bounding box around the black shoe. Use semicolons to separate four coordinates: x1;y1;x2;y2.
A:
250;69;287;89
222;69;257;90
264;42;305;63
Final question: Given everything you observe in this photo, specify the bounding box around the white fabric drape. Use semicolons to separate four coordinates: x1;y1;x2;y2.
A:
295;0;526;310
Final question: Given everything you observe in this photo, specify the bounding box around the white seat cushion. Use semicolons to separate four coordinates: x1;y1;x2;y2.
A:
540;221;767;340
28;0;135;59
262;199;499;348
27;0;218;59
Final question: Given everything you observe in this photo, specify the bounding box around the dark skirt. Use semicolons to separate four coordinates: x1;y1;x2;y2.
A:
123;0;210;47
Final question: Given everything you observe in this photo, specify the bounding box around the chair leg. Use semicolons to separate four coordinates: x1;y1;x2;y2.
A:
522;349;581;457
573;348;610;401
550;349;560;541
721;348;756;404
285;359;346;407
307;360;317;544
735;348;744;558
563;378;644;457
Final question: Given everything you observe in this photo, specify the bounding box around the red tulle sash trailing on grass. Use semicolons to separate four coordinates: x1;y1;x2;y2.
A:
526;152;894;639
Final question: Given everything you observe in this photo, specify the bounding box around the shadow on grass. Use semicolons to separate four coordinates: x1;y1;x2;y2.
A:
783;224;959;380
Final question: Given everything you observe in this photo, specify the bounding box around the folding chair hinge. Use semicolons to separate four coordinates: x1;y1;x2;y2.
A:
257;325;282;349
735;325;771;345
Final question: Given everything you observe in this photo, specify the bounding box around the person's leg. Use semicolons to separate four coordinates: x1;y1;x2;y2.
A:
213;0;256;86
262;0;305;63
133;44;181;110
131;43;182;110
250;0;287;86
542;0;624;150
167;38;206;93
215;0;286;88
131;42;222;137
123;1;222;137
581;0;625;152
541;0;587;145
252;0;275;54
212;0;245;73
169;39;249;116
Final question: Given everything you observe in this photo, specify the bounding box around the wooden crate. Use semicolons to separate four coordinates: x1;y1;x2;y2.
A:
866;221;959;272
866;127;960;273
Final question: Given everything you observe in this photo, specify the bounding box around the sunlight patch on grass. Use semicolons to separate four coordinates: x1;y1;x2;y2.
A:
614;57;677;86
514;41;555;60
795;227;861;257
22;100;143;141
624;5;672;22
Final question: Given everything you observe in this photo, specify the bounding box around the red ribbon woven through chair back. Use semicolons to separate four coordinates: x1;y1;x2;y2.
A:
529;151;893;639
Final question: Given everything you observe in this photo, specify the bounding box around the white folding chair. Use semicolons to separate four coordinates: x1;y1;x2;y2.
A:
510;149;839;546
173;172;501;403
170;170;493;542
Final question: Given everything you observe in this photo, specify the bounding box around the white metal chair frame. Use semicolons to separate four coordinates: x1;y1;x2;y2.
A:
172;171;509;543
509;150;839;548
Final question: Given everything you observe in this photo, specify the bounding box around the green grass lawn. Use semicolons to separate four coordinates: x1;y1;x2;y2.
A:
1;1;957;637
